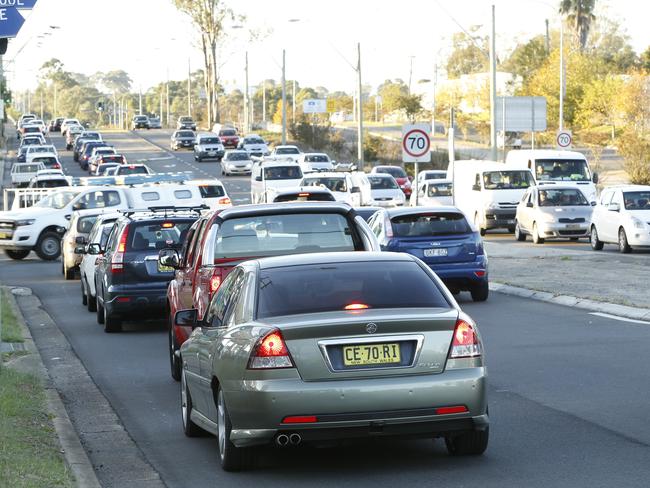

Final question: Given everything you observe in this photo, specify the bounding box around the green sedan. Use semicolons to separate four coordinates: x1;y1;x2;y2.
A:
177;251;489;471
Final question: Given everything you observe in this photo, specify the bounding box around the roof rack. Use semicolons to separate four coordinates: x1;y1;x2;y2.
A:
120;204;209;218
71;172;193;187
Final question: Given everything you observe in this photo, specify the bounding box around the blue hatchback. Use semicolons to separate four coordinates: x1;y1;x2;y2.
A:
367;206;489;301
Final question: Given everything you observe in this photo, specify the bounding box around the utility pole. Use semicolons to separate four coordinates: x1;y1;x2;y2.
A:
27;90;30;114
244;51;249;133
159;91;163;127
166;68;170;128
489;4;497;161
281;49;287;145
559;21;564;131
292;79;296;123
262;80;266;123
545;19;550;53
138;88;142;115
53;83;57;117
357;42;364;168
432;62;438;136
113;92;117;127
408;56;415;94
187;58;192;117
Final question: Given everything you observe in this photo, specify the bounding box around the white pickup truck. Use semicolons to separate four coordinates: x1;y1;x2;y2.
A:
0;185;203;261
250;160;304;203
11;162;45;187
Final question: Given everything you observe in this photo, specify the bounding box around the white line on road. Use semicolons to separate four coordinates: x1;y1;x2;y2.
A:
589;312;650;325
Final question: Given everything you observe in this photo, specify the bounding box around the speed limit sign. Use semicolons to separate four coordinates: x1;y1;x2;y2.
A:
402;123;431;163
556;130;572;149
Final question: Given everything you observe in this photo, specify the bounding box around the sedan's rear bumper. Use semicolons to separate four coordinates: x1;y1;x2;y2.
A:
224;367;487;447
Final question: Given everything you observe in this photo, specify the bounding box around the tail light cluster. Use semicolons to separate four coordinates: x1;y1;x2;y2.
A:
248;329;293;369
111;226;129;274
449;318;482;359
217;197;231;206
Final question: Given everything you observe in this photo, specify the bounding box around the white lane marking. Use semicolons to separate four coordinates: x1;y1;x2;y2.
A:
589;312;650;325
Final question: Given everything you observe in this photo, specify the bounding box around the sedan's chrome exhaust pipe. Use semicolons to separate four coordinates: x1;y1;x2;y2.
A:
289;433;302;445
276;434;289;447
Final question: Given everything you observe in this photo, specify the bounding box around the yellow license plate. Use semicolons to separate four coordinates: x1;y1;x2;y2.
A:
343;343;401;366
158;263;174;272
0;232;10;239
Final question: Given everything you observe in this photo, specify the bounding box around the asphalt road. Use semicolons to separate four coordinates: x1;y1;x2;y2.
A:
4;131;650;486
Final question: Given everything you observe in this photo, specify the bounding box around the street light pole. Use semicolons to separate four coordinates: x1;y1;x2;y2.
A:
244;51;249;133
292;79;296;123
281;49;287;145
187;57;192;117
432;62;438;136
489;4;497;161
559;21;564;131
357;42;364;168
262;80;266;123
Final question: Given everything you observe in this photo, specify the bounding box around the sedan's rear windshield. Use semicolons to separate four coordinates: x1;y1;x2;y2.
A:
226;152;249;161
257;261;448;319
377;167;407;178
118;166;148;175
33;179;68;188
427;182;453;197
198;185;225;198
623;191;650;210
264;166;302;180
214;213;358;259
276;147;300;155
244;138;265;145
302;177;347;192
391;212;471;237
128;221;194;251
101;156;124;164
369;176;398;190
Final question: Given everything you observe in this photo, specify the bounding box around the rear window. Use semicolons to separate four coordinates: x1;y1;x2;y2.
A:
305;155;329;162
623;191;650;210
369;176;398;190
214;213;358;259
274;192;336;202
174;190;193;199
101;156;124;164
427;182;453;197
276;147;300;155
17;164;41;173
198;185;225;198
302;177;347;192
118;166;148;175
128;221;193;251
425;172;447;180
257;261;448;319
244;138;264;145
264;166;302;180
391;212;472;237
377;167;406;178
77;215;98;233
35;179;68;188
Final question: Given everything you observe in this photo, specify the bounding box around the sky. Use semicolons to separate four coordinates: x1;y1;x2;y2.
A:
5;0;646;95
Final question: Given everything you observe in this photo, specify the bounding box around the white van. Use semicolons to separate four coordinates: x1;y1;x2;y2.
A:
250;160;303;203
300;172;361;206
448;160;534;235
505;150;598;202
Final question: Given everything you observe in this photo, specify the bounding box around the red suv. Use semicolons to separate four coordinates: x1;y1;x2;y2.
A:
218;128;240;148
161;202;380;380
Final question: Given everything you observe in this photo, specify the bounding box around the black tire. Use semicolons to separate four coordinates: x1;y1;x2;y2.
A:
532;223;545;245
96;292;105;324
81;279;88;306
514;221;526;242
181;368;205;437
470;281;489;302
445;427;489;456
618;227;632;254
35;231;62;260
507;225;516;233
86;278;97;312
216;385;251;471
570;237;580;241
5;249;30;260
170;320;182;382
66;144;72;150
590;226;604;251
103;306;122;333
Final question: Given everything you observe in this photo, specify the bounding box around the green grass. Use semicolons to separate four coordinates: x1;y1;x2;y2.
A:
0;368;74;488
1;289;23;343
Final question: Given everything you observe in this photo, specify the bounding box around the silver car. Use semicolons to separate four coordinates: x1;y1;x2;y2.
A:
515;185;593;244
177;252;488;471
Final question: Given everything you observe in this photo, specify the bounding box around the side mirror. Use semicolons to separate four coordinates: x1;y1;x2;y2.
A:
159;248;181;269
72;202;87;211
526;202;534;208
408;175;414;182
592;172;599;184
255;175;263;182
608;203;620;212
591;201;597;207
74;245;86;255
472;184;481;191
87;243;102;255
174;309;199;329
75;236;87;245
350;186;361;193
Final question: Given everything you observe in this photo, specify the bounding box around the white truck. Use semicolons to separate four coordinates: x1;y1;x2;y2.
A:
0;185;203;261
11;162;45;187
250;160;304;203
448;159;535;235
505;149;598;202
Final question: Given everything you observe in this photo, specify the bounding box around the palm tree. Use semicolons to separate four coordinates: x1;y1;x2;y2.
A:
559;0;597;51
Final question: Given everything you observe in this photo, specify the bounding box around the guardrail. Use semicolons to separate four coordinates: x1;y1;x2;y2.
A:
3;188;58;211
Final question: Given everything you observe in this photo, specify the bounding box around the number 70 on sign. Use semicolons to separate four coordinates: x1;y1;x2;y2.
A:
402;123;431;163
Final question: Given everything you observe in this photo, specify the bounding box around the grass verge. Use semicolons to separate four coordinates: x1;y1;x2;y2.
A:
1;288;23;343
0;367;74;487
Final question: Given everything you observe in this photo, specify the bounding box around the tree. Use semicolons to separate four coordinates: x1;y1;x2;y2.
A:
575;75;625;139
445;28;489;79
396;94;423;122
99;70;133;94
559;0;596;51
501;36;549;82
173;0;243;125
377;79;408;113
587;16;638;72
618;131;650;184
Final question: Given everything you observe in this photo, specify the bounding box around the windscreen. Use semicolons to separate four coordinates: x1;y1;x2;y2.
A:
226;152;249;161
391;212;471;237
214;213;357;259
220;129;237;136
264;166;302;180
18;164;42;173
538;189;589;206
180;117;193;122
425;172;447;180
276;147;300;155
377;166;406;178
198;185;226;198
177;131;194;138
427;182;453;197
200;137;221;144
82;133;100;140
483;171;532;189
244;137;265;145
274;192;336;202
535;159;590;182
623;191;650;210
128;221;194;251
257;261;448;319
368;176;398;190
36;191;79;209
302;177;347;192
306;155;329;162
77;215;98;233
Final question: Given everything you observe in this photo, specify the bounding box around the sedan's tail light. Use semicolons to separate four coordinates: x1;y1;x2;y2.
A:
248;329;294;369
449;318;481;359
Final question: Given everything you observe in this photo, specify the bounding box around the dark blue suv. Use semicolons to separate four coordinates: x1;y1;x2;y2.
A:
92;208;200;332
368;207;489;301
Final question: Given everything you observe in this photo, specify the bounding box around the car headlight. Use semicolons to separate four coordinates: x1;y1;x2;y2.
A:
15;219;35;227
631;216;645;229
539;212;556;223
487;202;500;210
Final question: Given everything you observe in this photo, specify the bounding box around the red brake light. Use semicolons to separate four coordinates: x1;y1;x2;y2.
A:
111;227;129;273
474;270;486;277
449;318;481;359
435;406;468;415
248;329;293;369
282;415;318;424
344;303;369;310
210;275;221;293
298;193;310;197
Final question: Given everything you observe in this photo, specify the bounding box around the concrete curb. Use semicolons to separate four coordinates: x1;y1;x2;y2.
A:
2;286;101;488
490;282;650;322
